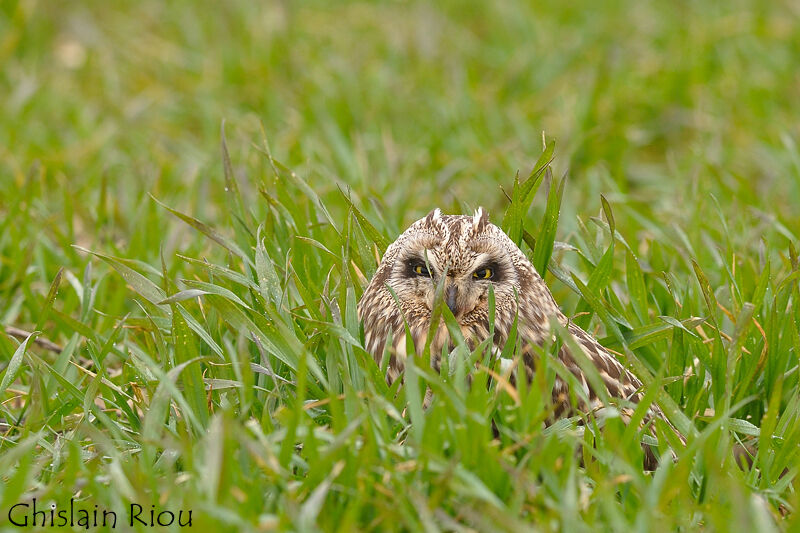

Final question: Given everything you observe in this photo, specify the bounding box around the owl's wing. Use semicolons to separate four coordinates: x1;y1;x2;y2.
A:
562;322;645;406
515;322;642;415
515;316;675;469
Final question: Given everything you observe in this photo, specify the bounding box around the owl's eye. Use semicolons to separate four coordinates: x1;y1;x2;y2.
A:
473;267;494;280
412;264;431;277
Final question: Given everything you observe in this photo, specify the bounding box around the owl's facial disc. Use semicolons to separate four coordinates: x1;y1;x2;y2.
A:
375;209;525;338
396;247;511;320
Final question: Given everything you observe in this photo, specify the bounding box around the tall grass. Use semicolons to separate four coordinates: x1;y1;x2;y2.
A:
1;0;799;530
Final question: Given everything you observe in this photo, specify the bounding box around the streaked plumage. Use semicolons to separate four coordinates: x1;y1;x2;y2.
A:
358;208;675;468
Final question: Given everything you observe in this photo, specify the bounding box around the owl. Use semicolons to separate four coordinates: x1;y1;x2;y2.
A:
358;207;677;468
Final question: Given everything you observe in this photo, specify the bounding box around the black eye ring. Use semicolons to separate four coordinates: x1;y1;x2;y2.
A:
473;267;494;280
412;264;431;277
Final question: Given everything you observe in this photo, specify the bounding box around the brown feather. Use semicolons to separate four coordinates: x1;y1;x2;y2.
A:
358;208;681;469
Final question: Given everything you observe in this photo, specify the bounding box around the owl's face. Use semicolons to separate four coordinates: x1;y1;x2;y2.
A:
359;208;561;372
382;209;521;325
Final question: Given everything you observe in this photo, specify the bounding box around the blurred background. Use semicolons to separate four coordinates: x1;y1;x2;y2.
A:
2;3;799;527
2;0;800;300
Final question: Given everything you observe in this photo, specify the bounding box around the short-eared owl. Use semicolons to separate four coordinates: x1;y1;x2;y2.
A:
358;207;674;468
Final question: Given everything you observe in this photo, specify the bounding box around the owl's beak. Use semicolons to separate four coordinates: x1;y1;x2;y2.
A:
445;285;459;316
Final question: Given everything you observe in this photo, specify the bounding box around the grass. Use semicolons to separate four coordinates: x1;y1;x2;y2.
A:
1;0;799;530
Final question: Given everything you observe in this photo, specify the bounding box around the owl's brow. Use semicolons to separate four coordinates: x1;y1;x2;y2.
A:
468;252;498;270
403;249;440;273
420;249;442;272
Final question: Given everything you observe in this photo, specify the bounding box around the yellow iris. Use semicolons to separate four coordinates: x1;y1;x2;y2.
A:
473;267;493;279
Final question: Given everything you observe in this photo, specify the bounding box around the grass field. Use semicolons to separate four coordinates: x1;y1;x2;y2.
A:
1;0;799;530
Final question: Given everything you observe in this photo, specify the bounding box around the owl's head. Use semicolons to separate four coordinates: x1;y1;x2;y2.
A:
382;208;516;321
359;207;562;372
363;208;553;328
